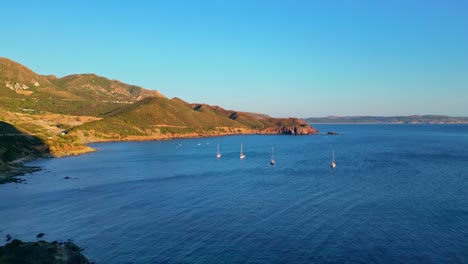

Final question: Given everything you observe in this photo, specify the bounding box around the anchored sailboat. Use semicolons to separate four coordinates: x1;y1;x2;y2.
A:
331;149;336;169
216;144;221;158
270;146;275;165
240;142;246;159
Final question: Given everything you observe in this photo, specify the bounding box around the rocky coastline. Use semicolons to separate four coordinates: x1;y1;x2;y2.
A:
0;239;91;264
0;124;318;183
75;124;318;143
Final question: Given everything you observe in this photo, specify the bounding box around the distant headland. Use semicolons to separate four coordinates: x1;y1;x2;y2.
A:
304;115;468;124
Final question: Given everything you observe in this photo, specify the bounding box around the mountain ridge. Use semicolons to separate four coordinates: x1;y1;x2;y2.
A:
0;57;164;104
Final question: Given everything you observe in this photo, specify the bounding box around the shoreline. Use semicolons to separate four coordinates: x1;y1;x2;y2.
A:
1;129;318;182
71;125;319;146
0;162;43;183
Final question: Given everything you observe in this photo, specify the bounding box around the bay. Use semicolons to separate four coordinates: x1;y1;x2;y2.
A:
1;125;467;263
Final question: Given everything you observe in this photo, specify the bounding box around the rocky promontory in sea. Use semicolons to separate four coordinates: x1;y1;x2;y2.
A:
262;118;318;135
0;239;91;264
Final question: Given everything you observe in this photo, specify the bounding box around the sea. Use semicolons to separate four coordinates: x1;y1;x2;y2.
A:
1;124;467;263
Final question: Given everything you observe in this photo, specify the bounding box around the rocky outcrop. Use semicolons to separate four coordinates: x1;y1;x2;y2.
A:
0;239;91;264
264;124;318;135
262;118;319;135
6;82;30;91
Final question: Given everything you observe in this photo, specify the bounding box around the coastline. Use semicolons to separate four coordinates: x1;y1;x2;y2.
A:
0;239;91;263
1;127;318;182
0;160;43;183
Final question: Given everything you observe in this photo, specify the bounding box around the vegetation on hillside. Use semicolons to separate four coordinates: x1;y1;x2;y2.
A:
72;97;317;139
0;121;49;181
0;57;164;117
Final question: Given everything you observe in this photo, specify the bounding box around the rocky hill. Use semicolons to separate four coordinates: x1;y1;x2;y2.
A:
0;57;164;116
70;97;317;141
54;73;164;102
0;57;164;102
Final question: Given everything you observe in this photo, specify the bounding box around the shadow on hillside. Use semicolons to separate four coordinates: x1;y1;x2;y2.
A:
0;121;50;181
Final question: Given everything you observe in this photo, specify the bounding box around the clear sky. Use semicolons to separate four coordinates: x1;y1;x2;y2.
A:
2;0;468;117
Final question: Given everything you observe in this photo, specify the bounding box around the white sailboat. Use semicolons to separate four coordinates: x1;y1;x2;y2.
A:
216;144;221;158
331;149;336;169
240;142;246;159
270;146;275;166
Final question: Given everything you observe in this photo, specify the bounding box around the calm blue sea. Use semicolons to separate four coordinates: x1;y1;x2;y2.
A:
1;125;467;263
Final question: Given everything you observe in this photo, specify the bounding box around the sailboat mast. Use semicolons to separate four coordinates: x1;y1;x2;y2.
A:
216;143;221;158
240;142;246;159
330;149;336;168
270;146;275;165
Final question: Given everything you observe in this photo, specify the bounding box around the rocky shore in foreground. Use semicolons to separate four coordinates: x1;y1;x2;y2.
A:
0;239;91;264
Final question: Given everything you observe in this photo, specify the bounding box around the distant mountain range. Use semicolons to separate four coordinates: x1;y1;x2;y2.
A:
0;57;317;175
304;115;468;124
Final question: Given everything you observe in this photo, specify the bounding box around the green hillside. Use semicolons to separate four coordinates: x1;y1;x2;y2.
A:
0;57;164;116
0;121;49;181
72;97;250;138
72;97;318;140
53;73;164;102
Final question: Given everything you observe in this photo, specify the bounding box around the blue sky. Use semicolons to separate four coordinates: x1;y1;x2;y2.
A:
2;0;467;117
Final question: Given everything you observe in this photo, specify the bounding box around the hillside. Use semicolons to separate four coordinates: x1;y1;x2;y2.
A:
304;115;468;124
71;97;317;141
0;57;317;177
0;121;49;182
54;73;164;102
0;57;164;116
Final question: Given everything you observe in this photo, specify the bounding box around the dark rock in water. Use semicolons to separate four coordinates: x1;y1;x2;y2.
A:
260;118;319;135
265;124;318;135
36;233;45;238
0;239;91;264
